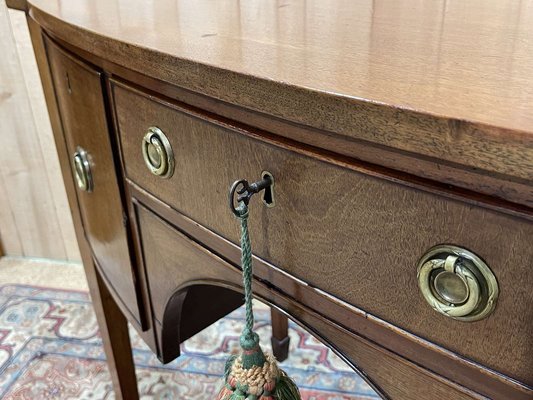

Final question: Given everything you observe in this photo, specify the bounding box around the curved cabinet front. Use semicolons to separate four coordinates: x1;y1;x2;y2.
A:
45;37;146;329
135;203;483;400
112;78;533;385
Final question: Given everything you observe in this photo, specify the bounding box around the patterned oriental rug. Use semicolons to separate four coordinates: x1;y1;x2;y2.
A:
0;284;378;399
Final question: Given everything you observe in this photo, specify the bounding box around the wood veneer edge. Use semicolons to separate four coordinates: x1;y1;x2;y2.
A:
36;29;533;212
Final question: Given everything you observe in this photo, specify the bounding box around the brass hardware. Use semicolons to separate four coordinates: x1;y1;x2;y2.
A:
229;172;274;217
73;146;93;192
417;245;499;322
142;127;174;178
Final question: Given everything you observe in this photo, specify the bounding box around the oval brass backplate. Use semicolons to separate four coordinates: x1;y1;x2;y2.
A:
142;126;174;178
73;146;93;192
417;245;499;322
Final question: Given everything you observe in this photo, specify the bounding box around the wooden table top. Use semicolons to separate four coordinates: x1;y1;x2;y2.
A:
26;0;533;190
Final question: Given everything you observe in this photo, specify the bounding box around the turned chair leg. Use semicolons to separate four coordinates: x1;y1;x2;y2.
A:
270;308;290;362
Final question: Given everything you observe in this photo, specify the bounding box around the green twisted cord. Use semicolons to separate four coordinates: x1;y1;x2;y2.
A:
225;200;301;399
235;203;254;338
235;202;267;369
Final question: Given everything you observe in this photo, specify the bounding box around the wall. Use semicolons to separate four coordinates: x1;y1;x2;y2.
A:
0;3;80;261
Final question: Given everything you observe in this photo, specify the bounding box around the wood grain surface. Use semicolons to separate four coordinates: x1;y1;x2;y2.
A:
113;81;533;385
27;0;533;188
45;38;146;329
136;204;487;400
5;0;27;12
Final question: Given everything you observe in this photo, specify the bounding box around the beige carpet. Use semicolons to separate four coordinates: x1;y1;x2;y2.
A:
0;256;87;290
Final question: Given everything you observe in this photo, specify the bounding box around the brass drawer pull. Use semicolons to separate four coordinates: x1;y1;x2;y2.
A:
142;127;174;178
417;245;499;322
73;146;93;192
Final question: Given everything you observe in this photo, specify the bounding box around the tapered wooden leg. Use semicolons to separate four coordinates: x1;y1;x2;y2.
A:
271;308;290;362
89;265;139;400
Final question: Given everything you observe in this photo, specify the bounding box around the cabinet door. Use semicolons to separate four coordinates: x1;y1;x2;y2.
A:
45;37;145;329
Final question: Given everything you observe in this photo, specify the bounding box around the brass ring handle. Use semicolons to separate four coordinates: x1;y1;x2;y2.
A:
142;127;174;178
73;146;93;192
417;245;499;322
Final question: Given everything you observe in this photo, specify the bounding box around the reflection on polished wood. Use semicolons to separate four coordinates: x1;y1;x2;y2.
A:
27;0;533;129
12;0;533;399
28;0;533;185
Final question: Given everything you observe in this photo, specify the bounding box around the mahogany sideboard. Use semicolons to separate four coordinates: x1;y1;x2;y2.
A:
8;0;533;399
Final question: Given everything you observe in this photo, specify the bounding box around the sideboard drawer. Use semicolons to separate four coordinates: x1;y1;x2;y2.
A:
46;40;146;329
111;79;533;384
134;202;244;363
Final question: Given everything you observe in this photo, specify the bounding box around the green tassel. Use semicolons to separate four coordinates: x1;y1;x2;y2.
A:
216;385;234;400
224;354;237;380
216;355;237;400
240;330;267;369
228;394;246;400
216;200;302;400
274;370;301;400
229;386;247;400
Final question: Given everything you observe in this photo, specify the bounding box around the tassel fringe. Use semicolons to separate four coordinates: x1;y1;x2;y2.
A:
274;370;301;400
216;353;301;399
